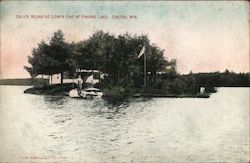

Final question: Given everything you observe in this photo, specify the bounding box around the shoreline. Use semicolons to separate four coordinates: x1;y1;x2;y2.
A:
23;85;210;98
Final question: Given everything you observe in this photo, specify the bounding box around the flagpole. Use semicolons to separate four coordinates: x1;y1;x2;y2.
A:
144;44;146;88
137;44;146;88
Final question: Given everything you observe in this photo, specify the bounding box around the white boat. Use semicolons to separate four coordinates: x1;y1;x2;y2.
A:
69;87;103;98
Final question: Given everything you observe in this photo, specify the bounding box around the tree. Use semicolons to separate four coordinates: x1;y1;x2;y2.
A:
74;31;169;88
24;30;73;84
25;30;173;88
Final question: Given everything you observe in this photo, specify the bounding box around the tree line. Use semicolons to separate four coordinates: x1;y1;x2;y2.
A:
25;30;249;95
25;30;176;88
151;69;250;95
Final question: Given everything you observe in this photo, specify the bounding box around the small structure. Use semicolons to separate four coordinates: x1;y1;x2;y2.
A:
86;74;99;84
48;69;104;84
200;87;205;93
48;72;75;84
76;69;104;84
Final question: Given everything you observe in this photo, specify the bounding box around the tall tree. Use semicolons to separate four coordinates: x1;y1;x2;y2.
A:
25;30;72;84
75;31;169;88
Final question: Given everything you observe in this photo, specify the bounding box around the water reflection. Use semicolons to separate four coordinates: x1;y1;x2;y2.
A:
0;86;249;162
102;96;153;108
43;96;68;108
102;96;131;108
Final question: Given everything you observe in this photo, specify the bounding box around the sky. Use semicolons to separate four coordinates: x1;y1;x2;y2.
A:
0;1;249;79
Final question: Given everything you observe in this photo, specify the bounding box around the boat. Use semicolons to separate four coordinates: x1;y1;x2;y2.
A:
83;87;103;97
69;87;103;98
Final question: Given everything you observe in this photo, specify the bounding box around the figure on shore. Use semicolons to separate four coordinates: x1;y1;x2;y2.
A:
76;75;83;95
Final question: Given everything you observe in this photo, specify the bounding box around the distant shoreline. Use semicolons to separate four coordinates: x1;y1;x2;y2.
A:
0;78;48;86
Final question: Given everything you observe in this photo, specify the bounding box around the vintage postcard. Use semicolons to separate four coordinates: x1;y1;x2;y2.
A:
0;1;249;162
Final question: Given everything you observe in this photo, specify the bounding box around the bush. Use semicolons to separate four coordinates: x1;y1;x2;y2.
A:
32;79;48;88
169;78;186;95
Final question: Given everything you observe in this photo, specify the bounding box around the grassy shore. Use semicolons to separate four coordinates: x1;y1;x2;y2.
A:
24;83;210;98
24;83;76;96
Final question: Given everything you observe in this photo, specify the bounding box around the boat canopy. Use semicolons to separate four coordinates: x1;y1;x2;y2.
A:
85;87;101;91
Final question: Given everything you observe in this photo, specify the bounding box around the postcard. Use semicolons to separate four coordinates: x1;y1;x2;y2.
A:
0;1;249;162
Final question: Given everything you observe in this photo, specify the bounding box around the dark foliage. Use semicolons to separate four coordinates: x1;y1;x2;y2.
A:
24;30;249;96
24;30;74;83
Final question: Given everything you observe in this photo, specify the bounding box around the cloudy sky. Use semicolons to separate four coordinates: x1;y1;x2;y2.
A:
0;1;249;79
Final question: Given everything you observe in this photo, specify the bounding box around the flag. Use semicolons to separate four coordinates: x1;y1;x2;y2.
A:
137;46;145;58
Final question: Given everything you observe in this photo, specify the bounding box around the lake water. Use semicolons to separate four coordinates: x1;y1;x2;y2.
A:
0;86;249;162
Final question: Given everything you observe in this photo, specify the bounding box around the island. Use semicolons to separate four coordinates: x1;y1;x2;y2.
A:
20;30;249;98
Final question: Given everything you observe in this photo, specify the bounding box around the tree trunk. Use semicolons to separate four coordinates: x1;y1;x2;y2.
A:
117;71;120;87
50;75;52;84
60;72;64;84
98;70;101;83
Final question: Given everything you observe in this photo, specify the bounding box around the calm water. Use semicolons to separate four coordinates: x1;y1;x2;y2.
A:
0;86;249;162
